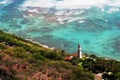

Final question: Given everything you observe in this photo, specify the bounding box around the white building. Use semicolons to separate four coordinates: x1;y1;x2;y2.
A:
78;44;82;58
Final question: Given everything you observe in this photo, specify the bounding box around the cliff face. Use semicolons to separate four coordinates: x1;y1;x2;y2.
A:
0;30;94;80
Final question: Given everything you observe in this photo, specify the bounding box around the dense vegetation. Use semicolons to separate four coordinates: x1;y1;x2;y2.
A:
0;30;94;80
0;30;120;80
70;54;120;80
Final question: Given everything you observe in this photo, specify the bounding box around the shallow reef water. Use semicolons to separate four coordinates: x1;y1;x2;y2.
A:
0;0;120;60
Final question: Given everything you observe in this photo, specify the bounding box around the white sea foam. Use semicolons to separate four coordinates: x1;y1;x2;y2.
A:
79;20;85;23
20;0;120;10
26;38;50;48
104;20;108;22
55;11;65;16
0;0;11;4
108;7;120;13
67;17;80;23
23;15;28;18
74;10;85;15
27;9;39;13
19;0;120;24
0;0;12;7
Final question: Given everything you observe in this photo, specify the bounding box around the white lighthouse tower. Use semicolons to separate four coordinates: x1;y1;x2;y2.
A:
78;44;82;59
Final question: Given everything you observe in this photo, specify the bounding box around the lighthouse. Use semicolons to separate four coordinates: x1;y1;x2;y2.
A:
78;44;82;58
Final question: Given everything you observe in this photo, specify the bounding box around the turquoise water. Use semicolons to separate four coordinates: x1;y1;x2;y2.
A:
0;0;120;60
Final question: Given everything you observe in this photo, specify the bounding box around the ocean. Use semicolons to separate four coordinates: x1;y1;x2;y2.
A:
0;0;120;60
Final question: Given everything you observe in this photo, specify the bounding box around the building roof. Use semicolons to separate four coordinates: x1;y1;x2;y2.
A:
65;53;78;61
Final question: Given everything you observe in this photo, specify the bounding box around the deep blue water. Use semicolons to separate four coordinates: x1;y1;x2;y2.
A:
0;0;120;60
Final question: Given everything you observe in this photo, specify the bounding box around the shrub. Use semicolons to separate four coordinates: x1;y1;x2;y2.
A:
73;67;94;80
44;51;63;60
32;53;46;61
0;43;7;49
71;57;80;65
12;47;28;58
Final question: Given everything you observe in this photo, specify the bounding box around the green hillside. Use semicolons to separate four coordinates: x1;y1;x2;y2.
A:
0;30;94;80
0;30;120;80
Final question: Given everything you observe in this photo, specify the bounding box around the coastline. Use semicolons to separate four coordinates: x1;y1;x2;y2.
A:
25;38;55;50
25;39;120;61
